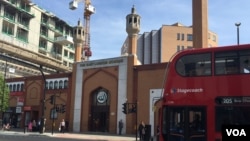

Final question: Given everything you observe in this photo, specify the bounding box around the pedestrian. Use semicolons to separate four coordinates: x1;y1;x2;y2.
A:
28;121;32;132
118;119;123;135
60;119;65;133
138;121;146;141
3;123;10;131
32;120;37;131
37;120;40;132
43;118;46;133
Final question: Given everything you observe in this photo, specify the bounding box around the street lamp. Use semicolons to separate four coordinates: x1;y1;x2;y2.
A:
235;22;241;45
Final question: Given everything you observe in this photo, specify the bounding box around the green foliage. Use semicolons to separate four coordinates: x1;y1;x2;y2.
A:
0;75;9;112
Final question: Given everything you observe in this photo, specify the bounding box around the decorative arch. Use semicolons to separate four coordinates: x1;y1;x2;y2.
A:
88;87;110;132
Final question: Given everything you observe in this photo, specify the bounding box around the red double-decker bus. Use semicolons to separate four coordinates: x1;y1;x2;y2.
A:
159;44;250;141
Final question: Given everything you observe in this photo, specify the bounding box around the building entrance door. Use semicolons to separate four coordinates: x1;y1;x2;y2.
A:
88;88;110;132
90;105;109;132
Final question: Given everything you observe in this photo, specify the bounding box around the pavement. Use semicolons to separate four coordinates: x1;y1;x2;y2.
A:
0;128;138;141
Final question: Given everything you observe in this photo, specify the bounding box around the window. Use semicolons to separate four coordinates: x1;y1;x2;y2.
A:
212;35;216;42
181;33;184;40
64;80;68;89
69;53;74;60
215;49;250;75
2;21;14;35
39;40;47;49
215;51;239;75
13;84;16;91
64;50;68;57
45;81;49;89
239;50;250;73
17;84;20;91
187;34;193;41
163;106;206;141
215;106;250;131
78;29;81;34
49;81;53;89
176;53;211;76
40;26;48;37
9;85;13;92
54;81;58;89
129;17;132;24
177;33;180;40
69;63;73;68
17;28;28;42
21;83;24;91
134;17;137;23
63;61;67;66
177;45;180;52
59;80;63;89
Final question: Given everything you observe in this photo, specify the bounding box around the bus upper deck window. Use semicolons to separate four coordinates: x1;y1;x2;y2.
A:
241;58;250;73
215;51;240;75
239;49;250;73
176;53;211;77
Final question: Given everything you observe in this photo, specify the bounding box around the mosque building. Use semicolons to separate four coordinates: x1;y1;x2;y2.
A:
4;0;217;137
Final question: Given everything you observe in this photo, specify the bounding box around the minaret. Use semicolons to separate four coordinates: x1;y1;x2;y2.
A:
192;0;208;48
126;5;140;65
73;20;85;62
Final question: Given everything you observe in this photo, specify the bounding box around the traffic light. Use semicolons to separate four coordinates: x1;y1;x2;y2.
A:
55;105;59;112
61;104;66;113
122;103;128;114
50;95;55;105
131;104;137;113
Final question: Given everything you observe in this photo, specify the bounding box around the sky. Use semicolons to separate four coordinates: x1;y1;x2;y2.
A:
31;0;250;60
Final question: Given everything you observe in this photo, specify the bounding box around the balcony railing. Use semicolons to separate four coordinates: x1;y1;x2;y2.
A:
54;36;73;45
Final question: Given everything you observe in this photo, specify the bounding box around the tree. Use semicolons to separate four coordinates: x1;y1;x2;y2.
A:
0;75;9;112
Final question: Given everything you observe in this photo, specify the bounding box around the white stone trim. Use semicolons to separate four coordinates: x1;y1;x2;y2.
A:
72;57;128;133
149;89;163;137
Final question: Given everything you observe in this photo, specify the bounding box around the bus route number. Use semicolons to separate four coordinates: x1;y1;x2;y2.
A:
222;98;233;104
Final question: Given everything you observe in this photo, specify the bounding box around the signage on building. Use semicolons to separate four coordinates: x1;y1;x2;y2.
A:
16;107;22;113
10;91;24;96
17;97;24;106
97;90;108;104
80;58;124;68
23;106;31;111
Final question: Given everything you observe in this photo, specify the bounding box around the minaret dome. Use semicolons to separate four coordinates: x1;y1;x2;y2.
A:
126;5;140;36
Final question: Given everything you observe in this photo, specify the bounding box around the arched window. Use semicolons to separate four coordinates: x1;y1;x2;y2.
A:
17;84;20;91
59;80;63;89
64;80;68;89
45;81;49;89
21;83;24;91
9;85;12;92
49;81;53;89
13;84;16;92
54;81;58;89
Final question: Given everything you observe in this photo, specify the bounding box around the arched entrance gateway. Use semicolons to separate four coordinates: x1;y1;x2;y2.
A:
88;88;110;132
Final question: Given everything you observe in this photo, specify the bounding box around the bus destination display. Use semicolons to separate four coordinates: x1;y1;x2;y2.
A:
215;97;250;105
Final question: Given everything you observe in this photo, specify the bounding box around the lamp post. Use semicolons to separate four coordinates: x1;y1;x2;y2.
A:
235;22;241;45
